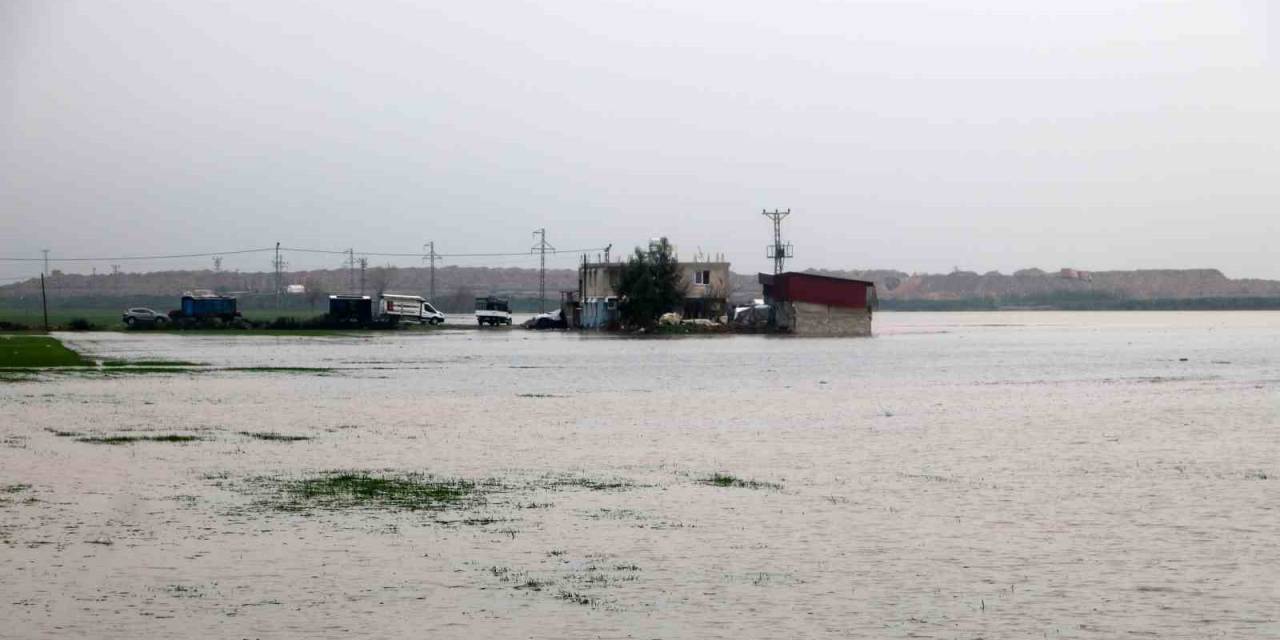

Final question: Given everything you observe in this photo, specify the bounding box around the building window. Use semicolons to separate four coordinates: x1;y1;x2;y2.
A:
694;270;711;285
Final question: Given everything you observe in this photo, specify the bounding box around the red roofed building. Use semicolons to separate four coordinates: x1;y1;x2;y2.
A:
758;272;877;336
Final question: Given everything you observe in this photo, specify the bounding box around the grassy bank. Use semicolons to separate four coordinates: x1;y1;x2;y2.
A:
0;336;92;367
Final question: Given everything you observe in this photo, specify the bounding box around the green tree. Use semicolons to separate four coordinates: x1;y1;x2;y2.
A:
617;238;685;329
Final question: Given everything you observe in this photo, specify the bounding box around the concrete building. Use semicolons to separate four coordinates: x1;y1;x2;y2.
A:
759;272;876;336
578;257;732;328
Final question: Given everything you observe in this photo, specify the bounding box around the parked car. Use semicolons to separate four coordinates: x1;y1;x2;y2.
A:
122;307;168;327
524;308;566;330
475;296;512;326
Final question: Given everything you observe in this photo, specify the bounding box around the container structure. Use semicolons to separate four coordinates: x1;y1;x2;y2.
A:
179;294;238;321
758;272;876;336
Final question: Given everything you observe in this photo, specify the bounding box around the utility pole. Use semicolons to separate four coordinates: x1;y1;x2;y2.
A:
422;241;442;301
346;249;356;293
358;257;368;295
273;242;285;308
762;209;793;274
42;249;49;277
213;256;222;273
531;228;555;313
40;273;49;332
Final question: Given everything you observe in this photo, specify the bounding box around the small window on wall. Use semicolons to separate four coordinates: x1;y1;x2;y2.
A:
695;270;711;285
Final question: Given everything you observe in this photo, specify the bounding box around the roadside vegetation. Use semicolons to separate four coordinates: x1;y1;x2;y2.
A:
0;335;337;380
0;335;91;367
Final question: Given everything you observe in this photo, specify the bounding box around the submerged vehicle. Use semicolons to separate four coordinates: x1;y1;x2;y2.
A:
524;308;566;330
475;296;512;326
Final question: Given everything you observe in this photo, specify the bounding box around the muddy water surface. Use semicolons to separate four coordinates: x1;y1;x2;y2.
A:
2;311;1278;638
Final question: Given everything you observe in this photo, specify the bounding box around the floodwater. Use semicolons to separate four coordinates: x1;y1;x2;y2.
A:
2;311;1278;639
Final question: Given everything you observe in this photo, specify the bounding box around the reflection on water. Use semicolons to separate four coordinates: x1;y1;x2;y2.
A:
2;311;1278;638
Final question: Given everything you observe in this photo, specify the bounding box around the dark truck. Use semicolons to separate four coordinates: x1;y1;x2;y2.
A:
475;296;512;326
328;295;374;324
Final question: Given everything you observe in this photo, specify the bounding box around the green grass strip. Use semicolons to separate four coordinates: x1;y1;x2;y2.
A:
0;336;90;367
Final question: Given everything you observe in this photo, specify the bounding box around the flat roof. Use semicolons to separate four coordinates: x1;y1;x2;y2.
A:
759;271;875;287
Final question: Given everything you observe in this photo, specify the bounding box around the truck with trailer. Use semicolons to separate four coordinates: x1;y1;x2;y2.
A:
329;293;445;326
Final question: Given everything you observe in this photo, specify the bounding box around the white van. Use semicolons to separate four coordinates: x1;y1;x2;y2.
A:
381;294;430;324
420;301;446;325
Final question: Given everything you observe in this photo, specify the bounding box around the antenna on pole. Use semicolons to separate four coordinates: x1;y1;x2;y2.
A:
531;228;555;313
762;209;793;274
423;241;442;301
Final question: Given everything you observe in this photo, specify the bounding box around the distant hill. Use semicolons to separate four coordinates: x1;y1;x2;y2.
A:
806;267;1280;305
5;264;1280;312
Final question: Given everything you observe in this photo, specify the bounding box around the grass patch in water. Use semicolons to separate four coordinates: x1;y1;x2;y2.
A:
102;359;202;367
224;366;334;374
0;336;91;367
542;474;634;491
94;367;200;375
77;434;203;445
2;483;31;493
239;431;312;442
700;473;782;490
265;472;474;512
556;590;595;606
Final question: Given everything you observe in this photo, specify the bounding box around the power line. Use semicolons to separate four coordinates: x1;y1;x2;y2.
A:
0;244;609;263
0;247;276;262
283;247;604;258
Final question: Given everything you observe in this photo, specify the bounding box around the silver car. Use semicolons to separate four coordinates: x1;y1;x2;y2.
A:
122;307;167;326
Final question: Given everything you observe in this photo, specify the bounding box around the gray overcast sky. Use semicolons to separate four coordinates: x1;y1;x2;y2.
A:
2;0;1277;279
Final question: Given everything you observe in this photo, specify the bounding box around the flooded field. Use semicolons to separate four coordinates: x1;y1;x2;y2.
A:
2;311;1278;638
